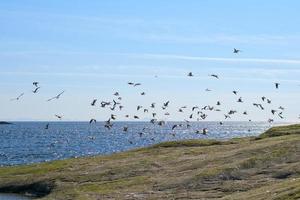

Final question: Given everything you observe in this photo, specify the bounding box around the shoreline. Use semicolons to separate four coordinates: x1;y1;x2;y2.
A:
0;124;299;199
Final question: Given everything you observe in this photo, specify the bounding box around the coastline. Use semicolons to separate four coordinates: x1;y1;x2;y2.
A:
0;124;299;199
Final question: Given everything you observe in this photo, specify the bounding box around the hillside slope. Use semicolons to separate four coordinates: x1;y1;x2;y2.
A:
0;124;299;200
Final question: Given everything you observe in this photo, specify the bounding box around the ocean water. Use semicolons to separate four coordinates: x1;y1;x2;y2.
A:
0;121;284;166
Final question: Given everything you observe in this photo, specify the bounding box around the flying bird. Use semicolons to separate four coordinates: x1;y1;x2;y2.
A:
275;83;280;89
233;48;241;53
91;99;97;106
32;87;40;93
210;74;219;79
55;114;63;120
10;93;24;101
33;82;39;87
45;123;49;129
89;119;96;124
47;91;65;101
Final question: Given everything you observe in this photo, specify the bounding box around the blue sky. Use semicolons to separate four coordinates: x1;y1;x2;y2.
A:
1;0;300;121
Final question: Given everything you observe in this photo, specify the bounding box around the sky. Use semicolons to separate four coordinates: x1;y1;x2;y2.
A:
1;0;300;121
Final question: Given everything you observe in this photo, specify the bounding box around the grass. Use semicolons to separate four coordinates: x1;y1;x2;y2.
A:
0;124;299;199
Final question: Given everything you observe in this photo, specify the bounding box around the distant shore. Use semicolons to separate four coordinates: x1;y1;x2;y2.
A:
0;121;12;125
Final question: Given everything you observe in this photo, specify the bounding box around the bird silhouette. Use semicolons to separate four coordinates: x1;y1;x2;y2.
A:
32;87;40;93
10;93;24;101
33;82;39;87
55;114;63;120
47;91;65;101
89;119;96;124
233;48;241;53
91;99;97;106
45;123;49;129
210;74;219;79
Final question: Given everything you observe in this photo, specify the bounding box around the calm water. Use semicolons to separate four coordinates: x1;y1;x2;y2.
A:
0;121;285;166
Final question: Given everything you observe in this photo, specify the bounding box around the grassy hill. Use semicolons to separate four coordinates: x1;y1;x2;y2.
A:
0;124;299;199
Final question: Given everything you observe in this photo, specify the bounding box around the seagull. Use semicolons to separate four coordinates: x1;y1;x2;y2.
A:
253;103;264;110
45;123;49;129
187;72;193;77
100;101;111;108
278;106;285;110
233;48;241;53
10;93;24;101
237;97;243;103
33;82;39;87
150;103;156;108
91;99;97;106
205;88;212;92
89;119;96;124
47;91;65;101
228;110;237;115
158;120;165;126
233;91;238;95
275;83;280;89
32;87;40;93
123;126;128;132
114;92;119;96
134;83;141;87
224;114;231;119
163;101;170;107
141;92;146;95
210;74;219;79
55;114;63;120
150;119;156;124
216;101;221;106
111;114;116;120
172;124;179;130
192;106;199;111
262;96;266;101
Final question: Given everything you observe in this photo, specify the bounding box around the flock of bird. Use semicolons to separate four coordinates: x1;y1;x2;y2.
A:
9;48;292;142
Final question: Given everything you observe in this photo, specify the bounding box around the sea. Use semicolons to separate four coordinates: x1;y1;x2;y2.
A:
0;121;289;166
